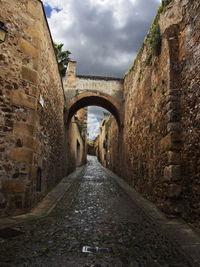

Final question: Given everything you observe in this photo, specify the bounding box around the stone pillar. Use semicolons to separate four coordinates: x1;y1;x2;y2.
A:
163;25;182;212
63;61;77;101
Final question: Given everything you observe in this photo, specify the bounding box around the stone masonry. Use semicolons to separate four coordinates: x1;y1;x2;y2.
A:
63;61;124;127
0;0;199;228
0;0;85;217
97;0;200;228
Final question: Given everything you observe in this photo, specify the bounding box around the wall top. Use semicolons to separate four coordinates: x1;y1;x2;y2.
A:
76;75;124;82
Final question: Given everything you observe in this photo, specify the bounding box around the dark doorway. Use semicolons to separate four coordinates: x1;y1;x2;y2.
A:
76;140;81;167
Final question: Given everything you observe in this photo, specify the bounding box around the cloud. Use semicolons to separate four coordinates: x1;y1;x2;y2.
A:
87;106;109;140
41;0;161;139
42;0;161;77
88;106;108;118
87;114;100;140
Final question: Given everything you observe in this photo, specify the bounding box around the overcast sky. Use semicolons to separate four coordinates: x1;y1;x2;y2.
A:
42;0;161;139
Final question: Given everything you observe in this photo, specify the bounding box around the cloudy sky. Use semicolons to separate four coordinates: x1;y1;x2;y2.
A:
42;0;161;139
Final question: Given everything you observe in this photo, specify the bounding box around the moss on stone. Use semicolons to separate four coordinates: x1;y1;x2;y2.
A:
149;23;162;56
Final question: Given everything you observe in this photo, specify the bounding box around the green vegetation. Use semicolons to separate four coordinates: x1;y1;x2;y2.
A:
87;140;94;146
157;6;163;17
78;124;87;134
149;23;162;56
63;106;68;113
154;57;158;70
138;69;142;82
145;52;152;66
123;72;128;78
124;2;164;78
130;58;137;72
162;0;171;7
53;42;71;77
161;88;166;95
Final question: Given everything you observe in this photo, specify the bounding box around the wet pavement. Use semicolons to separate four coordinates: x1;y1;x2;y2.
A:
0;156;192;266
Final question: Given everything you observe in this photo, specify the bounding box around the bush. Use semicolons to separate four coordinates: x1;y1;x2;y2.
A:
157;6;163;17
149;23;162;56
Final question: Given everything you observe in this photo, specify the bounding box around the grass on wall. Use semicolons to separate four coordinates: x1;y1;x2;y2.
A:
149;23;162;56
124;0;170;78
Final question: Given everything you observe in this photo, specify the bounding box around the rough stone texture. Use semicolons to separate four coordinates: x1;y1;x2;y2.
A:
0;0;84;216
0;156;192;267
98;0;200;228
0;0;199;231
178;0;200;228
64;61;124;127
63;61;124;106
67;117;87;168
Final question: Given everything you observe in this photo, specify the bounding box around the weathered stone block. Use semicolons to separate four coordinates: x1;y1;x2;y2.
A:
166;95;179;103
28;26;41;41
168;89;180;96
166;110;180;122
168;151;181;165
29;165;37;180
12;91;37;110
23;136;40;152
167;122;181;133
167;184;182;198
22;66;38;84
164;165;181;181
19;38;38;58
160;132;181;151
33;58;39;71
28;1;43;19
14;122;35;137
196;113;200;121
166;101;179;111
1;179;28;193
10;148;33;164
28;110;40;127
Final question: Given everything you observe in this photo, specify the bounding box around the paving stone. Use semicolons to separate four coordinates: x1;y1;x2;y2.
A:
0;156;194;266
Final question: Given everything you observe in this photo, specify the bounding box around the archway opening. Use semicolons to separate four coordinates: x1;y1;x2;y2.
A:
65;93;122;169
65;93;122;128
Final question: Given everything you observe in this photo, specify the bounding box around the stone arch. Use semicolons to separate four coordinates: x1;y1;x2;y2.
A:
65;91;123;128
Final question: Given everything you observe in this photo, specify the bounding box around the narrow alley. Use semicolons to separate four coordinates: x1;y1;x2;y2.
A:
0;156;192;267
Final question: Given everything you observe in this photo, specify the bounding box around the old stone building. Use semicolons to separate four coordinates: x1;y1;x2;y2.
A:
0;0;86;216
95;0;200;228
0;0;199;229
97;113;111;167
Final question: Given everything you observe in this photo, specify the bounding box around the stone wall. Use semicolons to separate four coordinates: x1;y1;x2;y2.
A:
101;0;200;227
0;0;80;216
63;61;124;106
67;117;87;168
178;0;200;227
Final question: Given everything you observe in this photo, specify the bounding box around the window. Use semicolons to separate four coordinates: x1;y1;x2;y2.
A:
36;167;42;192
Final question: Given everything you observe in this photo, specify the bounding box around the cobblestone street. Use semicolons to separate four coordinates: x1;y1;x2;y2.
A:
0;156;192;267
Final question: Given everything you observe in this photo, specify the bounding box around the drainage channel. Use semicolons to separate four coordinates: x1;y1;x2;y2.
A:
82;246;113;254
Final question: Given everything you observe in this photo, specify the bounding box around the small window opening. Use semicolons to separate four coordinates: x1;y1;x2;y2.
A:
36;167;42;192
